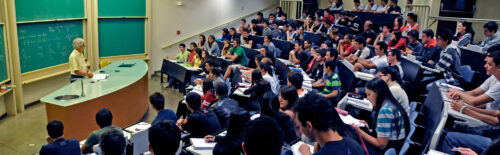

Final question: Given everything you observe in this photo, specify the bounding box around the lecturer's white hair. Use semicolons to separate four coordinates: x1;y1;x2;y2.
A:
73;38;85;50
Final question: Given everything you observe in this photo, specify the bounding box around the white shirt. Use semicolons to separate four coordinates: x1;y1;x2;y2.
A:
364;4;378;11
479;75;500;110
354;47;371;59
263;73;279;95
376;5;389;12
371;55;389;70
389;82;410;115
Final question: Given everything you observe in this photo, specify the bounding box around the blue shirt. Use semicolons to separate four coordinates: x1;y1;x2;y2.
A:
152;109;178;124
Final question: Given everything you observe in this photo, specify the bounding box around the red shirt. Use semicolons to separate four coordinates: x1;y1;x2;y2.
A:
323;15;334;23
424;38;437;48
188;51;196;62
388;38;407;51
201;91;217;108
343;43;355;54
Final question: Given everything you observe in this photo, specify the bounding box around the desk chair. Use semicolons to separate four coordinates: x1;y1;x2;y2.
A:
401;57;423;101
459;65;477;90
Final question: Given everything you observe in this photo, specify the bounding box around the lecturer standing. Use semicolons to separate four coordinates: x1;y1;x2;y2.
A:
69;38;92;83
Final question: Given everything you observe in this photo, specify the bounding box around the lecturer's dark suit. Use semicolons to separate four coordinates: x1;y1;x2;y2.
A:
39;138;81;155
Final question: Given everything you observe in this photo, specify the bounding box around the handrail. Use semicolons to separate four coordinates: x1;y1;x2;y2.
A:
428;16;500;23
161;3;279;49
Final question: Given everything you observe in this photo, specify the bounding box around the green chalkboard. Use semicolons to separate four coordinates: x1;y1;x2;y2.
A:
98;18;145;57
98;0;146;17
15;0;84;22
0;25;7;82
17;20;83;73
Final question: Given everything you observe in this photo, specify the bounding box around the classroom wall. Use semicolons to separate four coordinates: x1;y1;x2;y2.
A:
149;0;280;72
471;0;500;43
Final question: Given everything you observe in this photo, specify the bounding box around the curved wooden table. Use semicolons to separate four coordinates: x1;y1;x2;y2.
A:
41;60;149;140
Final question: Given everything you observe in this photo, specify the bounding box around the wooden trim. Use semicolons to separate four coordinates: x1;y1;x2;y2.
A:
21;63;70;84
2;22;10;83
16;18;87;24
99;54;149;63
428;16;500;23
161;2;279;49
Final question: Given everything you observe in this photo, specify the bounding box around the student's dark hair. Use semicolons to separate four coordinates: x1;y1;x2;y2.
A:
391;0;398;4
190;42;197;48
243;115;283;155
205;59;215;67
422;29;434;38
407;13;418;22
388;49;401;61
390;30;402;47
408;0;413;3
222;28;229;35
354;0;360;3
329;48;339;59
325;19;332;26
202;78;214;94
381;0;388;3
276;6;283;13
257;12;263;16
214;81;228;97
260;92;281;117
241;18;246;23
365;78;409;140
437;28;453;45
96;108;113;128
376;41;388;54
395;16;403;28
47;120;64;138
269;13;275;18
210;68;222;77
384;24;393;32
263;21;269;26
259;61;274;75
179;43;186;48
195;48;203;57
379;66;404;87
287;71;303;89
483;21;498;33
148;120;181;155
264;35;273;42
282;13;287;18
335;0;343;7
186;92;201;110
149;92;165;110
294;93;343;132
230;27;236;32
325;60;337;71
208;35;216;44
279;85;298;110
487;46;500;66
345;33;353;40
99;129;126;155
234;38;241;45
199;34;206;46
256;54;265;63
408;30;419;40
354;36;366;46
251;19;257;24
295;41;304;49
242;28;250;33
251;69;266;86
459;21;475;42
265;49;275;60
319;49;327;58
225;109;251;140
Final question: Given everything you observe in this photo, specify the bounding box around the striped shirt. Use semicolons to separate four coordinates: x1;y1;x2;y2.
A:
376;101;406;140
320;72;341;97
436;44;462;85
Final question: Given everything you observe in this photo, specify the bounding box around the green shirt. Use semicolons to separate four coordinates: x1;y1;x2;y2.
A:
176;50;190;62
320;72;341;97
229;46;247;66
83;126;122;153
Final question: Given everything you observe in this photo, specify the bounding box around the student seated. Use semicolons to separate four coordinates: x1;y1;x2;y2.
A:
238;19;249;31
352;0;365;12
312;49;339;89
355;79;410;154
149;92;177;124
262;21;272;37
386;0;401;14
177;92;221;138
262;35;276;55
453;21;475;47
271;23;282;39
243;70;273;109
39;120;80;155
377;66;410;114
242;115;284;155
289;42;310;70
205;35;220;56
346;36;371;64
255;12;265;24
305;48;324;80
318;60;341;100
329;0;344;11
259;62;279;94
260;92;299;143
204;110;250;155
212;81;241;128
225;39;248;66
220;28;231;42
81;108;122;154
338;33;355;57
385;49;404;78
325;29;342;48
480;21;500;53
345;11;362;34
99;129;126;155
228;27;241;42
322;9;334;24
415;29;440;64
148;120;181;155
267;13;277;26
447;48;500;110
249;19;263;36
279;85;299;120
363;0;378;13
354;42;389;72
187;42;198;64
361;20;377;45
388;30;407;51
373;25;393;46
201;78;218;108
425;29;463;90
405;30;424;55
402;13;419;34
288;71;308;97
295;93;366;155
375;0;389;13
290;26;307;43
439;99;500;154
